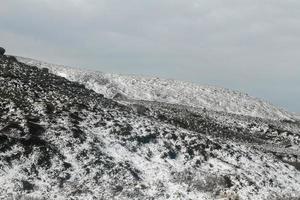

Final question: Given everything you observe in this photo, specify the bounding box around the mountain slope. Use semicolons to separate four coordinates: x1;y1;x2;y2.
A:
16;57;295;121
1;55;300;200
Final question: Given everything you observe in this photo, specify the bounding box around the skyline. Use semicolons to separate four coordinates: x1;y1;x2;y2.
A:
1;0;300;112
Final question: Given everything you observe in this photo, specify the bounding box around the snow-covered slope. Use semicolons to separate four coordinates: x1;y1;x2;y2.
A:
1;55;300;200
17;57;295;121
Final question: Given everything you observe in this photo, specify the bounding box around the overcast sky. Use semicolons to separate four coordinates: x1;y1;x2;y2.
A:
1;0;300;112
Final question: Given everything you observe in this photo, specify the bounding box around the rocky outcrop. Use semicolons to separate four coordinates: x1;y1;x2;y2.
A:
0;47;5;55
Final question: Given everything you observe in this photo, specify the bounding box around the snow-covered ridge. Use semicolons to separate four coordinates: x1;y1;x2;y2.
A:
2;55;300;199
17;56;295;120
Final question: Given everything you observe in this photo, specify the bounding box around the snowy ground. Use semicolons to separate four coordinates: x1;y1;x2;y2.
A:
17;56;296;121
0;55;298;199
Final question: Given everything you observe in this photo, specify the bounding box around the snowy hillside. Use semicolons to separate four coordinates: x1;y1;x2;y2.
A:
1;55;300;199
17;57;295;121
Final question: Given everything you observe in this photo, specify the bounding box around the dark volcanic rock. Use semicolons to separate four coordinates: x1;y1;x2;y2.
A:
0;47;5;55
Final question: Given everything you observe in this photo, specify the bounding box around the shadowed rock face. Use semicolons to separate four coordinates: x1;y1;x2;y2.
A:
0;47;5;55
0;55;300;200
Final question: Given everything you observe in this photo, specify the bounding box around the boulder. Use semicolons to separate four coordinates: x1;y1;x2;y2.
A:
0;47;5;55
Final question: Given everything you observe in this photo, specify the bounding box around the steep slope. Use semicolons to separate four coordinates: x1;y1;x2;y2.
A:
1;55;300;200
17;56;295;121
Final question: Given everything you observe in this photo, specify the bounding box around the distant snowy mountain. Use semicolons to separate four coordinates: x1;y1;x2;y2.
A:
1;55;300;199
17;57;295;121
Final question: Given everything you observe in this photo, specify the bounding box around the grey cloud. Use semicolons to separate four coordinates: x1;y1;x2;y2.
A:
1;0;300;112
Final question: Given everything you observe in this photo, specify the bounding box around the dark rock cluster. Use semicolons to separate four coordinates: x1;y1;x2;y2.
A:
0;47;5;55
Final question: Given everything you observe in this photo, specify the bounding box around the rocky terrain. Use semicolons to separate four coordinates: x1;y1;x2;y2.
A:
17;57;296;121
1;55;300;199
